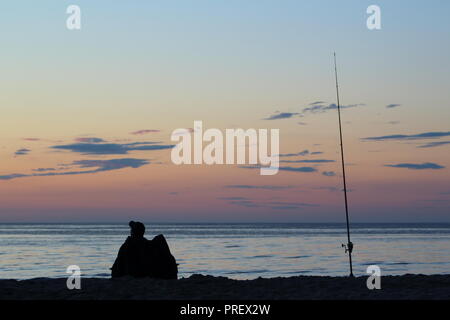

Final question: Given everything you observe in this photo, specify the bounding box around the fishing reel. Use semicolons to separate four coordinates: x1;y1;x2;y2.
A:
342;241;354;254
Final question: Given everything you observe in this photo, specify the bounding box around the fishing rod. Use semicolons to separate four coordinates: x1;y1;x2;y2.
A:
333;52;354;277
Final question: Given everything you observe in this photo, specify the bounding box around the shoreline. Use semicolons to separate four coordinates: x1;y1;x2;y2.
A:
1;274;450;300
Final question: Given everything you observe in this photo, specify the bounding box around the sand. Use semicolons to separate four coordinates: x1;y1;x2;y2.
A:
0;274;449;300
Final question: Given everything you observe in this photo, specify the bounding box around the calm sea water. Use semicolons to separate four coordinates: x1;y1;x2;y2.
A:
1;223;450;280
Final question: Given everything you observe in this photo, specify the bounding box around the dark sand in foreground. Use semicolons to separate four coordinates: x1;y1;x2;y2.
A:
1;274;449;300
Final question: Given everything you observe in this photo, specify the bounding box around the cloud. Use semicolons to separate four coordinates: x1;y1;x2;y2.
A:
130;129;161;135
225;185;294;190
387;121;400;125
266;201;319;208
22;138;40;141
386;104;402;109
280;159;335;164
217;197;248;201
0;158;149;180
75;137;105;143
419;199;450;203
384;162;445;170
222;197;318;210
227;199;262;208
298;122;308;126
322;171;336;176
417;141;450;148
362;131;450;141
73;158;149;170
279;166;318;173
302;102;365;115
0;173;28;180
310;151;323;155
279;150;309;157
310;101;326;105
314;186;339;192
32;168;56;172
263;112;299;120
239;165;317;173
14;148;30;156
51;141;174;155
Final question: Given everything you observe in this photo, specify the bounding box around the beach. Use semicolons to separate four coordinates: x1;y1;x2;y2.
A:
1;274;449;300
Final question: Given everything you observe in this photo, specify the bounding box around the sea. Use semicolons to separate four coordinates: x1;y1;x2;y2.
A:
1;223;450;280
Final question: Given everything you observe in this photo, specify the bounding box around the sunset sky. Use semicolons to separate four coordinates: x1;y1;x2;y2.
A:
1;0;449;222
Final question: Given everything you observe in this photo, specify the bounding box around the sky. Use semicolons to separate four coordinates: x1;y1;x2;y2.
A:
1;0;449;222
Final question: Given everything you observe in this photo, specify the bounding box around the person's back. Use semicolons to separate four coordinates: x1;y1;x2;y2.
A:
147;234;178;279
111;234;151;278
111;221;178;279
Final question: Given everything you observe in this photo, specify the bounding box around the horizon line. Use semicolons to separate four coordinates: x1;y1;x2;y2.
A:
1;221;450;224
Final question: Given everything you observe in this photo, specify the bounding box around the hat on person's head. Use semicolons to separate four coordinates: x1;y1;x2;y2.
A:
129;221;145;236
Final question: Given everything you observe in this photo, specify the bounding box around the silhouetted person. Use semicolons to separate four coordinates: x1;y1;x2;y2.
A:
111;221;178;279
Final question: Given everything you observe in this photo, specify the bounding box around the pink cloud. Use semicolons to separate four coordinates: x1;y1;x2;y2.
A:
130;129;161;135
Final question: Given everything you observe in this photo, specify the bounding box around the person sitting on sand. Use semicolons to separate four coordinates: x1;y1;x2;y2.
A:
111;221;178;279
